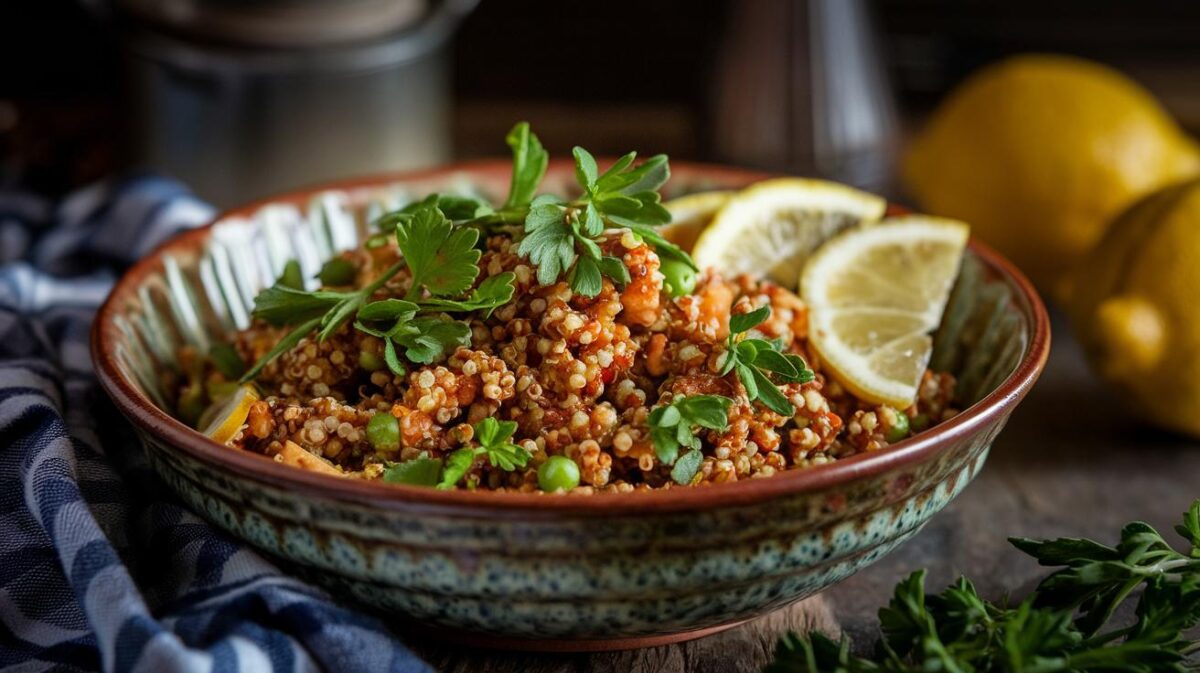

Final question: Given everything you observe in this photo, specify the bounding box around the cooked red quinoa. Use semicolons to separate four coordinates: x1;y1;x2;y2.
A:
176;227;957;494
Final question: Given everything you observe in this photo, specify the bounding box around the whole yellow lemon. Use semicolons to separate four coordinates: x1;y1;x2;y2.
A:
904;54;1200;297
1067;178;1200;436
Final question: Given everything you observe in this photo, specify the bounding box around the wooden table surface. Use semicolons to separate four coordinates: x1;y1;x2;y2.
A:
410;313;1200;671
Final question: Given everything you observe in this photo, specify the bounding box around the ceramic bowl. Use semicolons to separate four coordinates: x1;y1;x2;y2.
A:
92;160;1049;651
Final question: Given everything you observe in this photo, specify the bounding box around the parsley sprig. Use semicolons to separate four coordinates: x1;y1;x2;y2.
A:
647;394;733;485
238;121;688;380
240;201;514;381
354;202;515;375
375;122;692;300
382;417;531;490
720;306;815;416
517;145;696;297
767;500;1200;673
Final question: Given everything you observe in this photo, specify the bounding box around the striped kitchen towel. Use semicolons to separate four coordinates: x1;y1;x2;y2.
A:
0;176;432;673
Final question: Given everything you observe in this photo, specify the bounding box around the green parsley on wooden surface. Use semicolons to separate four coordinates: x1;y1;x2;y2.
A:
721;306;815;416
765;499;1200;673
647;394;734;485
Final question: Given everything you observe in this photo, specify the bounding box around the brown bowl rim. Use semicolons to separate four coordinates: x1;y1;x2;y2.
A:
91;158;1051;518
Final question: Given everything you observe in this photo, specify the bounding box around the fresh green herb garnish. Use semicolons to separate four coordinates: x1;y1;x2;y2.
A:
240;201;514;381
647;394;733;485
395;198;483;299
354;203;515;375
438;417;532;489
382;456;442;486
355;301;470;375
372;124;543;235
380;418;533;490
239;121;684;380
277;259;305;290
504;121;549;210
315;257;356;286
516;144;688;297
766;500;1200;673
720;306;814;416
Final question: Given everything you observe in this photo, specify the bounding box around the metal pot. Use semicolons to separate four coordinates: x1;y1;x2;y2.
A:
119;0;477;206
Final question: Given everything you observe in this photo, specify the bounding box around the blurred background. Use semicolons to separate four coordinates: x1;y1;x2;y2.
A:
4;0;1199;206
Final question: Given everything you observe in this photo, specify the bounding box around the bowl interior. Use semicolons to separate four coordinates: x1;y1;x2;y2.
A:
94;160;1046;508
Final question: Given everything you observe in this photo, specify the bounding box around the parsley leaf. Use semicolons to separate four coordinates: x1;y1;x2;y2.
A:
597;256;631;285
647;394;732;484
720;306;814;416
670;449;705;487
517;197;574;286
730;305;771;334
514;138;695;295
569;255;604;297
277;259;304;290
382;457;442;486
416;272;517;317
573;146;599;191
374;194;496;233
436;417;532;489
251;285;348;326
473;417;531;471
315;257;356;286
1175;499;1200;556
391;316;471;364
395;201;481;299
438;448;477;490
504;122;549;209
767;499;1200;673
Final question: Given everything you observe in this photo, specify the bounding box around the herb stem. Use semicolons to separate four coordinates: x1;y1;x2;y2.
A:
363;260;407;297
469;207;529;231
1148;557;1195;574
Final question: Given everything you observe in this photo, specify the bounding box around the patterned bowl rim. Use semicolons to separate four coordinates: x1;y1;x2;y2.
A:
91;158;1051;517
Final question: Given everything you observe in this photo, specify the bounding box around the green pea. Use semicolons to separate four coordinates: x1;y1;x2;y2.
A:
884;408;911;443
660;258;698;297
359;350;384;372
367;413;401;451
537;455;581;492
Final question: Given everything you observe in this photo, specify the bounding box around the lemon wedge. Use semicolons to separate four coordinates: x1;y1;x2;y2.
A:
197;384;259;445
801;216;969;408
692;178;885;286
661;191;733;252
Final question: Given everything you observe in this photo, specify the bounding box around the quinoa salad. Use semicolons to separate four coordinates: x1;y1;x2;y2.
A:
174;124;959;494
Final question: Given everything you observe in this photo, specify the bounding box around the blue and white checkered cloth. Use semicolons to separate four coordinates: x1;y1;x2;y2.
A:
0;177;432;673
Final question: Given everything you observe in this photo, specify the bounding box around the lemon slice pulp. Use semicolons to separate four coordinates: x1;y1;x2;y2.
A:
198;384;259;445
692;178;886;286
661;190;733;252
801;215;969;408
